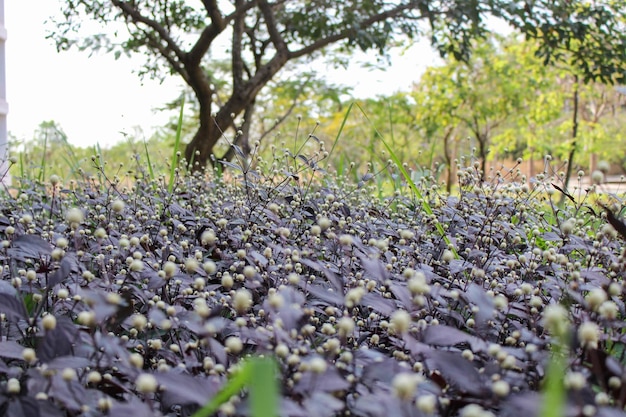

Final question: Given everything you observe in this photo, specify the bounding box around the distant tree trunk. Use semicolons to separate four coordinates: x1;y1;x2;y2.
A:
184;53;288;171
589;152;597;175
527;147;535;187
477;133;488;182
561;75;579;203
442;127;455;193
185;110;218;170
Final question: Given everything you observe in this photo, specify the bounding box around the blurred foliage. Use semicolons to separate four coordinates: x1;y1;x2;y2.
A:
48;0;626;168
11;34;626;187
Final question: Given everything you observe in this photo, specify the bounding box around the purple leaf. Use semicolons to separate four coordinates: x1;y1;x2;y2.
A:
154;372;220;406
8;234;52;261
303;392;345;417
37;316;77;362
6;397;41;417
0;341;27;360
47;255;76;288
424;350;488;396
0;294;28;321
293;366;351;395
359;293;397;316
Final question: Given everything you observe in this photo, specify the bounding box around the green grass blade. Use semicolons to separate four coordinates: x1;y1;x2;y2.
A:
168;95;185;194
541;340;567;417
250;358;279;417
19;152;25;181
143;139;156;182
191;357;279;417
352;102;455;254
327;101;354;162
190;361;251;417
60;134;82;175
38;132;48;183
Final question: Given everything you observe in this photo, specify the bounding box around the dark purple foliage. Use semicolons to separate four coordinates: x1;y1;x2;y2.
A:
0;164;623;417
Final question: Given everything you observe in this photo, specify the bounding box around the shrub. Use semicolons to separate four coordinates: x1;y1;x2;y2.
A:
0;150;623;417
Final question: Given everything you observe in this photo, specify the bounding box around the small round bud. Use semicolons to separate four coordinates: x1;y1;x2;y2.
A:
491;379;510;397
233;288;253;314
135;373;158;393
392;372;420;400
460;404;494;417
578;321;600;349
22;348;37;363
129;353;144;369
416;394;436;414
62;368;77;381
203;260;217;274
6;378;20;394
225;336;243;354
87;371;102;384
41;314;57;331
111;198;125;213
564;371;586;390
309;357;328;374
185;258;199;273
390;310;411;334
130;259;144;272
77;310;96;327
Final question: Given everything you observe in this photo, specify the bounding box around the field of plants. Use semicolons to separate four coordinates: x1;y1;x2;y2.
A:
0;134;624;417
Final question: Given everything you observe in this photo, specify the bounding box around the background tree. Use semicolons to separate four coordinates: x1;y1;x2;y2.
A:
411;35;538;181
157;66;347;169
412;66;467;192
49;1;626;170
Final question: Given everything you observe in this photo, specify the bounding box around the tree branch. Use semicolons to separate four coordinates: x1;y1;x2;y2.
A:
289;1;419;59
186;1;226;65
201;0;224;27
258;0;289;54
141;29;189;81
187;0;261;66
111;0;186;62
232;0;245;91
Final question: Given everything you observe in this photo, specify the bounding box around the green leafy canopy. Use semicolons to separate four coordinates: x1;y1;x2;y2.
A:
48;1;626;168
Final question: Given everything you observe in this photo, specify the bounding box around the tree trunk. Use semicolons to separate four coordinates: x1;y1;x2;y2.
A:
478;134;488;181
184;105;221;171
185;54;289;171
527;146;535;188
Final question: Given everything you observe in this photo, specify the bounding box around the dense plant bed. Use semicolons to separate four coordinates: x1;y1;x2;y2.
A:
0;164;624;417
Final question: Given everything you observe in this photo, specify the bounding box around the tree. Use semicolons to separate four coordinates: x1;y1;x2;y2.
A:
156;66;348;169
49;1;626;170
412;66;467;192
412;35;541;182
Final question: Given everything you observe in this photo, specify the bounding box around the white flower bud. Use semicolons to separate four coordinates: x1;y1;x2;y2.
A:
390;310;411;334
416;394;437;414
6;378;20;394
41;314;57;331
392;372;420;401
491;379;510;397
22;348;37;364
578;321;600;349
309;357;327;374
111;198;125;213
225;336;243;354
135;373;158;393
233;289;253;314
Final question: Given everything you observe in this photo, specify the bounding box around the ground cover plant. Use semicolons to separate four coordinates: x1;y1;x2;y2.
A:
0;137;625;417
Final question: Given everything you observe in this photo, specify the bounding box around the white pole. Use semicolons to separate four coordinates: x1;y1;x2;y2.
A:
0;0;8;185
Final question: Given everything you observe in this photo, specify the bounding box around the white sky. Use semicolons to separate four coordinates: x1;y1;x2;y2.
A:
6;2;439;148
